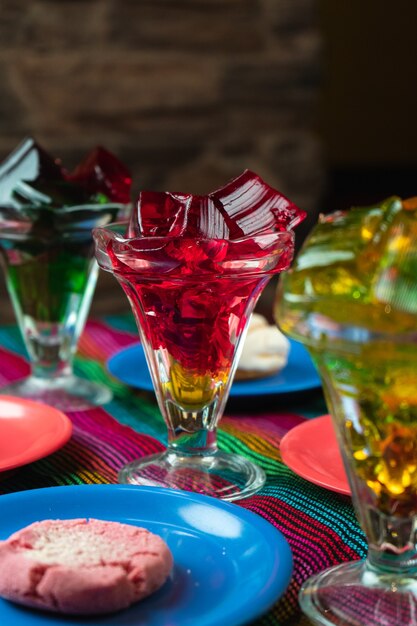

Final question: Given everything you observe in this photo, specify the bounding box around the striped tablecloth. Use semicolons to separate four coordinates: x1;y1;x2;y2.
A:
0;316;367;625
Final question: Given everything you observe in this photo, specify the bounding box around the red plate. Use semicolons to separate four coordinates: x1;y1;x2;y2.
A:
280;414;350;496
0;396;72;472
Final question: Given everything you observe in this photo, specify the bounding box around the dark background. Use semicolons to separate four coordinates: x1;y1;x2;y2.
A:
1;0;416;323
320;1;417;210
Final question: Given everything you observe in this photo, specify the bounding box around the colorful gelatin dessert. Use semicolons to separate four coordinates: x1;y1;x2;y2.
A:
277;196;417;513
0;138;131;409
94;170;305;500
100;170;304;411
275;197;417;626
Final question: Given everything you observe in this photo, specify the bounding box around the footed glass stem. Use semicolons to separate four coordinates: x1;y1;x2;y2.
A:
119;450;265;502
119;425;266;501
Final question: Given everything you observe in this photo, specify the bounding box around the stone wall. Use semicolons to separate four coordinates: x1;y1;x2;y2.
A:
0;0;323;323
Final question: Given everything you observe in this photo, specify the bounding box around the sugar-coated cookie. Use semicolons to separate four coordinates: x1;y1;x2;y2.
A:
0;518;173;615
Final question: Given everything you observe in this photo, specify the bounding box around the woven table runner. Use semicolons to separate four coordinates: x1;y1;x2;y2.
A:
0;317;367;626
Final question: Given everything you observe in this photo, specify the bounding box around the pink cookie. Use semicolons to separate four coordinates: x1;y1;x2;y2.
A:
0;518;173;615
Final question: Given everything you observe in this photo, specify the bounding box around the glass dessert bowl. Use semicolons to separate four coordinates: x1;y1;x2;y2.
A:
0;138;131;411
94;170;305;500
275;196;417;625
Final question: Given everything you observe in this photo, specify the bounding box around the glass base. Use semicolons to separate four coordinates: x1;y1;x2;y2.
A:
300;560;417;626
118;449;266;502
0;374;112;411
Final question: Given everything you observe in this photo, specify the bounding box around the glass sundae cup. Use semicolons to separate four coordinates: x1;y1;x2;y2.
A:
0;138;131;411
94;170;305;500
275;196;417;625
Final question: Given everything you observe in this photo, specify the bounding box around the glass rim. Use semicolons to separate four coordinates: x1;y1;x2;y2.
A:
93;220;295;247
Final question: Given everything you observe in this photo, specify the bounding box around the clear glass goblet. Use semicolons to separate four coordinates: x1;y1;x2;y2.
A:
285;322;417;625
0;205;123;411
275;201;417;625
94;223;296;501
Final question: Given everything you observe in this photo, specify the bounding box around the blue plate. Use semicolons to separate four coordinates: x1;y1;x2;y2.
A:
0;485;293;626
107;339;321;396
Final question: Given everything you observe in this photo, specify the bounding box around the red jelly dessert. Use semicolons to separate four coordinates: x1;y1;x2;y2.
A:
95;171;305;410
128;169;301;239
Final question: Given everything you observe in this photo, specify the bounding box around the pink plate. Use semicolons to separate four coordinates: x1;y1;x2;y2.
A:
0;396;72;472
280;414;350;496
